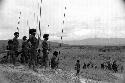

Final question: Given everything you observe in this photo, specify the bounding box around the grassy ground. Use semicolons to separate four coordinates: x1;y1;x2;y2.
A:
53;47;125;73
0;64;80;83
0;46;124;83
0;63;122;83
50;46;125;82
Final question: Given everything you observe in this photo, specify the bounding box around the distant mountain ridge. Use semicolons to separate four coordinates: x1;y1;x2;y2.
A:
0;39;68;50
63;38;125;46
0;38;125;49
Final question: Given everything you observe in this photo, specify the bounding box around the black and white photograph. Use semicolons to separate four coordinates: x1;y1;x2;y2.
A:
0;0;125;83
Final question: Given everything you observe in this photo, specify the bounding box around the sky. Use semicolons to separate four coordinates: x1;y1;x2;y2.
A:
0;0;125;41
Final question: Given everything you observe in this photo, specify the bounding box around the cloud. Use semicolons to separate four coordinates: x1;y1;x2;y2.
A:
0;0;4;8
1;0;125;41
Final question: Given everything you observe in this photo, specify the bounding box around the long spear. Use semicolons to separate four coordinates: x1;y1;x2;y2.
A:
17;11;21;33
39;21;41;37
17;27;19;33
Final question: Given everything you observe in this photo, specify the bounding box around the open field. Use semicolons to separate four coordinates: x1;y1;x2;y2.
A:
53;46;125;72
50;45;125;82
0;40;125;82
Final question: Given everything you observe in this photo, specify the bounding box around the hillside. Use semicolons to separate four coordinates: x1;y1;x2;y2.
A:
0;39;124;83
0;39;68;51
0;64;121;83
63;38;125;46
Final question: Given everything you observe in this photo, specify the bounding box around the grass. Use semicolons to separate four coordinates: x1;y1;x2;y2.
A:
0;45;124;83
0;64;80;83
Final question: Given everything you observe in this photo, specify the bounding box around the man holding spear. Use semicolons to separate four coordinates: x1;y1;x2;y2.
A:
27;29;40;71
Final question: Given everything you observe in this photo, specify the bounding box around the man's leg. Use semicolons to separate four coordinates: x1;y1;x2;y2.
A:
28;54;32;68
10;52;12;63
42;53;46;67
14;51;18;64
12;54;15;65
45;56;48;68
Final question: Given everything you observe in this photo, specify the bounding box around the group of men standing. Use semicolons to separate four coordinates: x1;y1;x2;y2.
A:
5;29;51;71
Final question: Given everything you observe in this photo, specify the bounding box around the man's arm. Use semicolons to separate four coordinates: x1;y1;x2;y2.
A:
42;42;48;50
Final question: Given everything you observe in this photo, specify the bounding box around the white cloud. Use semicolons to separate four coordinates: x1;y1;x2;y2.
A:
0;0;125;40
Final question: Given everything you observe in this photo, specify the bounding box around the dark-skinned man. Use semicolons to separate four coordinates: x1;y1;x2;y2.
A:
12;32;19;65
27;29;40;71
42;34;49;69
21;36;30;64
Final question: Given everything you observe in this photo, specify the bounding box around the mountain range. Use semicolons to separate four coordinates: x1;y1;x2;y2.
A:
63;38;125;46
0;38;125;50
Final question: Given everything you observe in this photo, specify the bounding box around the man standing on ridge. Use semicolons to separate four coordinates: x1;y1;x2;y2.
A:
21;36;30;64
27;29;40;71
6;40;13;63
42;34;49;69
12;32;19;65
